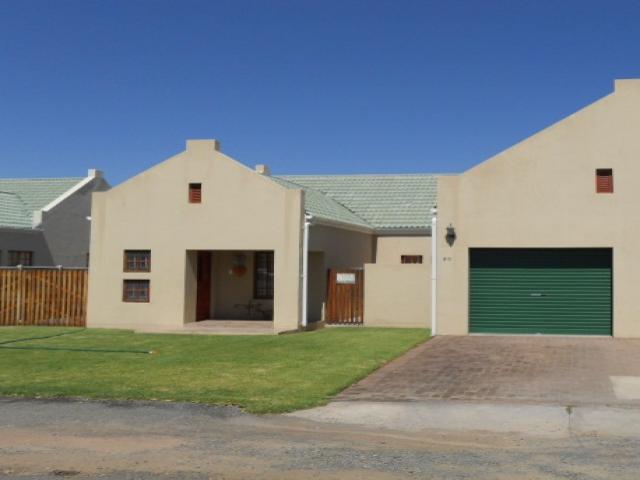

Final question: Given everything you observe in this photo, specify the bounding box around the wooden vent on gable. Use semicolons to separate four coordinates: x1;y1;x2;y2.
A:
596;169;613;193
189;183;202;203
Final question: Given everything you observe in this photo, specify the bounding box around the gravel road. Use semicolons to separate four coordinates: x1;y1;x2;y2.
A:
1;398;639;479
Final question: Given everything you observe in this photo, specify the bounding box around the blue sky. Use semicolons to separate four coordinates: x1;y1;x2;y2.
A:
1;0;639;185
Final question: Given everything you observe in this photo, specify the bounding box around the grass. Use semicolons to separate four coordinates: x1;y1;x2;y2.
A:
0;327;429;413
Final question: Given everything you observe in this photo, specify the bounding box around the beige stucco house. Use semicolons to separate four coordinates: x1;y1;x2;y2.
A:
89;79;640;337
436;79;640;338
87;140;435;333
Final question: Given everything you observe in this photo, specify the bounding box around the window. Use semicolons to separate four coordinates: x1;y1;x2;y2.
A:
189;183;202;203
9;250;33;266
254;251;274;299
123;280;150;302
596;169;613;193
401;255;423;264
123;250;151;272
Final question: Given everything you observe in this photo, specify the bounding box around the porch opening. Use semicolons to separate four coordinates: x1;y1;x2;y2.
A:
192;250;274;322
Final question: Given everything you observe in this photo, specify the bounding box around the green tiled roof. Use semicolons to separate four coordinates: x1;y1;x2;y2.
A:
274;174;437;231
0;192;32;228
270;177;371;229
0;177;83;229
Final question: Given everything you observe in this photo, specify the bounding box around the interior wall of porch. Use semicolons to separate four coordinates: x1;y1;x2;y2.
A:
307;252;325;323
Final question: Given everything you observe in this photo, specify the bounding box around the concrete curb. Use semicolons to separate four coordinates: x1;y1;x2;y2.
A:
288;400;640;437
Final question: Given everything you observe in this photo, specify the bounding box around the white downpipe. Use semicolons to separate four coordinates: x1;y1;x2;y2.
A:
431;207;438;335
301;213;312;328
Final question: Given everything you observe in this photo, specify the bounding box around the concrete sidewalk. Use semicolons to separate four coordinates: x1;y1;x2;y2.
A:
289;400;640;437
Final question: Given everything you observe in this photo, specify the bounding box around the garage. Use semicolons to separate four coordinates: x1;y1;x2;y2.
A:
469;248;612;335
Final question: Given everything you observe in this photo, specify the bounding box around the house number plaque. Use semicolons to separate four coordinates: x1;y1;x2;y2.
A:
336;273;356;284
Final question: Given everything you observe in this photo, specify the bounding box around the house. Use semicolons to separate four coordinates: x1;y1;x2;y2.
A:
87;140;435;332
88;78;640;338
436;79;640;338
0;170;110;267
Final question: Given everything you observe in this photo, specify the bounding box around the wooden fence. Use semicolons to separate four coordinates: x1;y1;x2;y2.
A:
325;268;364;325
0;268;88;327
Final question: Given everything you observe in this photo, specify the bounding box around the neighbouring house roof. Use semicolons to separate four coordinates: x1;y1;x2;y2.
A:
0;192;32;229
273;174;438;232
0;177;84;229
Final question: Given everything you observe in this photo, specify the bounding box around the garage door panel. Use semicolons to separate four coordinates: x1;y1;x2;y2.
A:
469;248;612;335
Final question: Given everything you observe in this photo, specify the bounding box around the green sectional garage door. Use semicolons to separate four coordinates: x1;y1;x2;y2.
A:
469;248;612;335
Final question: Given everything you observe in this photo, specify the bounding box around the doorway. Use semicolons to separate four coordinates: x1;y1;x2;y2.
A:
196;251;212;321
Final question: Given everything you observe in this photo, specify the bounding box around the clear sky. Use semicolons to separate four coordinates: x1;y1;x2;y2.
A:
1;0;639;185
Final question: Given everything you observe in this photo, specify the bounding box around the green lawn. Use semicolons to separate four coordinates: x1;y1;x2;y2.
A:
0;327;429;413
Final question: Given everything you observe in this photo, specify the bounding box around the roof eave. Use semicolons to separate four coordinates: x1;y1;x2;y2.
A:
374;226;432;236
308;215;374;234
40;174;97;214
0;225;41;233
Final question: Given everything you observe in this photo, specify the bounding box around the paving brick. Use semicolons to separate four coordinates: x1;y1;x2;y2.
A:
338;335;640;406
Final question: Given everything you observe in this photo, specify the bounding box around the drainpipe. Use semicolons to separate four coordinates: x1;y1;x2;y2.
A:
431;207;438;336
301;212;313;329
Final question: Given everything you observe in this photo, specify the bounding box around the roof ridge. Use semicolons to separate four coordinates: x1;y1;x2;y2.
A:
277;173;440;178
271;176;372;228
0;176;84;181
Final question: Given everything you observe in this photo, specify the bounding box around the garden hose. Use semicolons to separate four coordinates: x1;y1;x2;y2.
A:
0;328;86;346
0;328;153;354
0;345;152;354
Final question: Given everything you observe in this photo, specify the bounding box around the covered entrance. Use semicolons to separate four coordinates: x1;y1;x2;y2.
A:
469;248;612;335
194;250;274;323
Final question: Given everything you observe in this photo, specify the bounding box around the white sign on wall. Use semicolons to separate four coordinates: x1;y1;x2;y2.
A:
336;273;356;284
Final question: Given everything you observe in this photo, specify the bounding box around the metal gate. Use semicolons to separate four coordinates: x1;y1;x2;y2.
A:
326;268;364;325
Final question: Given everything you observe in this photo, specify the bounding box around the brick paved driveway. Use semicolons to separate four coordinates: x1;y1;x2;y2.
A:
339;336;640;405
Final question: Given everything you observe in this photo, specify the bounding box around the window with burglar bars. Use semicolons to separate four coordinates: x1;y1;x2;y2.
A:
123;279;150;303
123;250;151;272
254;251;274;299
401;255;423;264
9;250;33;266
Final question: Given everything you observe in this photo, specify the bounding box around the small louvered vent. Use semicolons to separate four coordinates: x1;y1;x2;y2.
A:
596;169;613;193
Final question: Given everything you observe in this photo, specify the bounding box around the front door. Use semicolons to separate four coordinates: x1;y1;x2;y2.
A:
196;251;212;321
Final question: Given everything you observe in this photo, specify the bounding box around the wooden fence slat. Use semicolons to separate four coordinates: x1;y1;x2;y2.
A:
0;268;88;327
325;268;364;325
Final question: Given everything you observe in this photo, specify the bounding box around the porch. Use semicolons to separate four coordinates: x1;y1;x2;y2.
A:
190;249;275;323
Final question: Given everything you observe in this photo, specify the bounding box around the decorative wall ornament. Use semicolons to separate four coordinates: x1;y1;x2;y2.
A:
230;252;248;277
